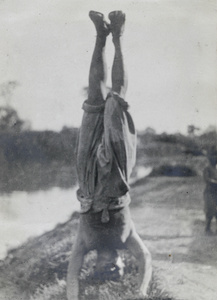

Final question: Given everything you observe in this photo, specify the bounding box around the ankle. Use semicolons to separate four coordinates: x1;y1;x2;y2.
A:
112;37;123;50
112;35;122;43
95;36;107;48
96;33;107;41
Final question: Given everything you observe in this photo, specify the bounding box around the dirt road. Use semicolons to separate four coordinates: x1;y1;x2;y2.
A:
131;176;217;300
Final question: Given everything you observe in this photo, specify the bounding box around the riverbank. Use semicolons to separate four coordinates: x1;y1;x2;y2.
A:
1;171;217;300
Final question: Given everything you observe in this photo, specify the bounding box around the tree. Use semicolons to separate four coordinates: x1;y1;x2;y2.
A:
0;81;31;132
144;127;156;135
187;125;200;137
0;106;26;133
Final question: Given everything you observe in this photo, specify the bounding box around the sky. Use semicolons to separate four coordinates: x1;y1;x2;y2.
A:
0;0;217;134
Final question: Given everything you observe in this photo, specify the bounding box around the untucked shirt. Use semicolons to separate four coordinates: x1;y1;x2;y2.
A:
76;92;136;213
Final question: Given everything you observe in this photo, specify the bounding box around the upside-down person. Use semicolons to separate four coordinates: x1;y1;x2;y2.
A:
67;10;152;300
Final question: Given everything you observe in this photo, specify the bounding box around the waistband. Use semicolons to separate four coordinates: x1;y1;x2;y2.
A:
76;189;130;214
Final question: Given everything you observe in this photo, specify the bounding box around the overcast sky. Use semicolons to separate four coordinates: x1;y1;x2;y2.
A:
0;0;217;134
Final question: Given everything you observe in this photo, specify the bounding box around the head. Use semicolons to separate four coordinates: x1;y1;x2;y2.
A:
96;249;119;268
96;249;124;277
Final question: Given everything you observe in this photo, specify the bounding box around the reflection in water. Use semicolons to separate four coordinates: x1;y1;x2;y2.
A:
0;187;79;259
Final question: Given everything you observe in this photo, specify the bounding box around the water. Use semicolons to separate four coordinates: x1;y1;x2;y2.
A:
0;187;79;260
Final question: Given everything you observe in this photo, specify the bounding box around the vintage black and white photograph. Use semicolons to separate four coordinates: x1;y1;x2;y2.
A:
0;1;217;299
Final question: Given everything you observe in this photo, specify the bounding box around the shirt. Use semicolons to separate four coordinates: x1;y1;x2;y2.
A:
76;92;137;215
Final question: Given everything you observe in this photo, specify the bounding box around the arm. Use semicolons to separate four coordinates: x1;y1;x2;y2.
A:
125;227;152;298
67;235;87;300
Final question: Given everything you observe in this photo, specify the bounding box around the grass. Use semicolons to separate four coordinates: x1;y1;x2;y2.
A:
0;208;174;300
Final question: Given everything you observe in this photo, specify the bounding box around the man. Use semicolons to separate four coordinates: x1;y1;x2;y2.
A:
203;146;217;234
67;11;152;300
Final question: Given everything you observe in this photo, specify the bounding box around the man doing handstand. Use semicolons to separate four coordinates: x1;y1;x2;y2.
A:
67;10;152;300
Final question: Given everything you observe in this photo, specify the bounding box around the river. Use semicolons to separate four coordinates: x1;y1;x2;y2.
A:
0;187;79;260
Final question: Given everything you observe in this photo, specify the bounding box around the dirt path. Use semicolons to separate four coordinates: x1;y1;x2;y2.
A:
130;176;217;300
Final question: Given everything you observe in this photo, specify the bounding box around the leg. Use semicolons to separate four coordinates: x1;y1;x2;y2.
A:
204;195;214;234
125;225;152;298
205;214;213;234
215;213;217;234
88;11;110;105
76;12;110;193
67;234;87;300
109;11;127;98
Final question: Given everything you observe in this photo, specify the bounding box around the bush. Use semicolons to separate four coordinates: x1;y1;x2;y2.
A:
149;165;196;177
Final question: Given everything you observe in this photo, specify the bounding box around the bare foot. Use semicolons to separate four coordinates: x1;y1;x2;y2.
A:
108;10;125;38
89;11;110;37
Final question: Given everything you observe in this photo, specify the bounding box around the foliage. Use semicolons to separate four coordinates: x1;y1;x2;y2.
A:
0;123;216;192
0;127;78;192
0;106;28;133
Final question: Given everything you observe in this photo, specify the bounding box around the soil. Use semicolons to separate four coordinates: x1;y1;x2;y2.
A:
130;176;217;300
